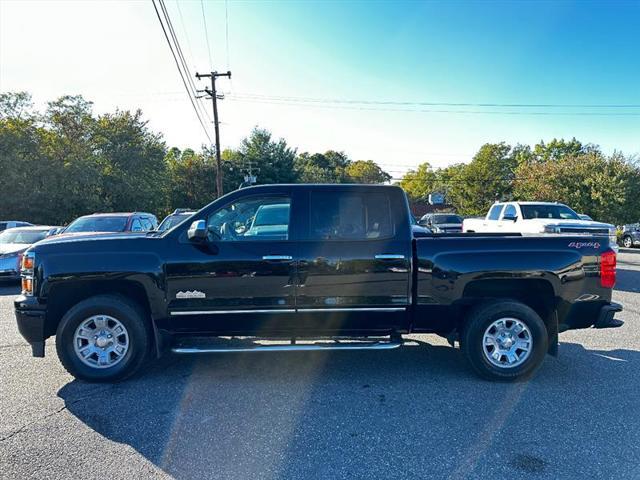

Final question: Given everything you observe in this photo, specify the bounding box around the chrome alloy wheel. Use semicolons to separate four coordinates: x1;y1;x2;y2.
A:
623;236;633;248
73;315;130;369
482;317;532;368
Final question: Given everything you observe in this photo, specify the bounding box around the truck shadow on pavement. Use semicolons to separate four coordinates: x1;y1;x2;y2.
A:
57;339;640;479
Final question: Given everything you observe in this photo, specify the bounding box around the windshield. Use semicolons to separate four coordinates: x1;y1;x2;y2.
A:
520;204;580;220
65;216;129;233
432;215;463;224
253;205;289;226
0;229;48;244
158;213;191;232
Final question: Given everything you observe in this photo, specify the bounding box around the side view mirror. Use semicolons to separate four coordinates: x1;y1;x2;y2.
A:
187;220;207;241
502;214;517;222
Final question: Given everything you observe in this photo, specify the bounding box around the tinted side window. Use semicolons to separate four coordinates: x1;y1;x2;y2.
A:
488;205;504;221
503;205;517;218
309;191;393;240
206;195;290;242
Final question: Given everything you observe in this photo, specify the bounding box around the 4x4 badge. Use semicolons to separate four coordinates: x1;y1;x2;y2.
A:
176;290;206;299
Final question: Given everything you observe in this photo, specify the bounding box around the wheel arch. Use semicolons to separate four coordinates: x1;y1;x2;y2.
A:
460;278;558;354
44;280;158;351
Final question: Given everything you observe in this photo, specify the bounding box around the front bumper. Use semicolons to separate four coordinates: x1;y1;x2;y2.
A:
0;269;20;281
14;295;47;357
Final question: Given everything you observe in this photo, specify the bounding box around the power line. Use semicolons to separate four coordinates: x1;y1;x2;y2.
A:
175;1;197;72
158;0;213;125
152;0;212;143
200;0;214;70
225;95;640;116
225;0;230;71
228;92;640;109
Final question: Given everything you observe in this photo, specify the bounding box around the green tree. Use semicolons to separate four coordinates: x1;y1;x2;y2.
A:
397;162;437;201
165;147;217;211
450;142;517;216
530;138;599;163
0;92;50;222
228;127;298;186
93;109;167;215
294;150;351;183
514;151;640;224
344;160;391;184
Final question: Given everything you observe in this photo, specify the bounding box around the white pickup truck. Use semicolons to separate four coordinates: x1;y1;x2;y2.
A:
463;201;617;244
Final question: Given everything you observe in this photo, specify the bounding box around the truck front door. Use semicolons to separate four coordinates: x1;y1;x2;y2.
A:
165;189;298;334
295;187;411;334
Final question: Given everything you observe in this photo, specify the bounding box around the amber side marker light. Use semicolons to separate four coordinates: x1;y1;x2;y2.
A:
600;250;616;288
22;254;34;271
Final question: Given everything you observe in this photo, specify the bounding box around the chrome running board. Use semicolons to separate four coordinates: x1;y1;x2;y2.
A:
171;338;402;354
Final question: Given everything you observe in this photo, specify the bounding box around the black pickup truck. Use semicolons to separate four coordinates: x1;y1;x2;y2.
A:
14;184;622;382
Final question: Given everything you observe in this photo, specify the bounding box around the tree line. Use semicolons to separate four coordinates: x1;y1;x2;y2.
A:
1;92;638;226
0;93;390;225
399;139;640;224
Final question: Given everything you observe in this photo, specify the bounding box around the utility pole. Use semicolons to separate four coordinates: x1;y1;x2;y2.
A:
196;70;231;198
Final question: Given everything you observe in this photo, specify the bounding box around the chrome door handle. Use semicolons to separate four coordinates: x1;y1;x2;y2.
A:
375;254;405;260
262;255;293;261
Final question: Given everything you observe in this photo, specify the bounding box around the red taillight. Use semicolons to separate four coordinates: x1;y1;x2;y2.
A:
600;250;616;288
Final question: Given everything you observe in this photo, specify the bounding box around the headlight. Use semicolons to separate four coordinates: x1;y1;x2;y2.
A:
543;225;560;234
21;251;35;296
431;226;442;232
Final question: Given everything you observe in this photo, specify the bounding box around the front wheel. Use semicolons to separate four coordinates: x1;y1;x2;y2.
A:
623;236;633;249
461;301;548;381
56;295;152;382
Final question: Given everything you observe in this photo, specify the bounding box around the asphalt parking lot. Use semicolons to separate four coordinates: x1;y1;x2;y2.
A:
1;250;639;480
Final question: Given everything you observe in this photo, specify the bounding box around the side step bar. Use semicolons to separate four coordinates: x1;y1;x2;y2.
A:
171;338;403;354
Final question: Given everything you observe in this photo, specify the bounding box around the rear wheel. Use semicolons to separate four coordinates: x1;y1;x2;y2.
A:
461;301;548;381
56;295;152;382
623;235;633;248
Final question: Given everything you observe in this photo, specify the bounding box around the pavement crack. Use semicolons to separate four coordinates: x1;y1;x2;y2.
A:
0;342;30;350
0;405;68;442
0;386;113;443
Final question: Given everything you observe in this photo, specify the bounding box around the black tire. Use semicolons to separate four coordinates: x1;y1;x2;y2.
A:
56;294;152;382
461;300;548;381
623;236;634;249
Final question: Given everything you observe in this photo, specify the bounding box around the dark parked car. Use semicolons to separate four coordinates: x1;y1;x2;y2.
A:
621;224;640;248
157;209;197;232
63;212;158;234
0;221;33;231
0;226;58;281
15;184;622;382
419;213;464;233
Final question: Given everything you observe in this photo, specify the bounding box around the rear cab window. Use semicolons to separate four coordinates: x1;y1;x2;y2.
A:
308;190;394;240
487;204;504;221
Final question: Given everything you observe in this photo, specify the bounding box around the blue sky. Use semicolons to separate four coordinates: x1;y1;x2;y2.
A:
1;0;638;178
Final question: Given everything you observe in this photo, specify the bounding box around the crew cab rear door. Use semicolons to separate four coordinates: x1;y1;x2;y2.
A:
295;186;411;333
